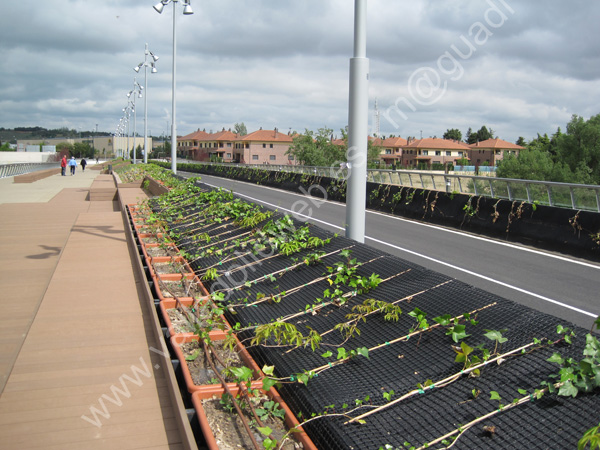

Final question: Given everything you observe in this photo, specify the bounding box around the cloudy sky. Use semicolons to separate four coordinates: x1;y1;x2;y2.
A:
1;0;598;144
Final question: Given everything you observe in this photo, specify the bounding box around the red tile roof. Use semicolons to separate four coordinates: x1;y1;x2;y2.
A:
403;138;471;150
382;137;408;147
238;129;293;143
469;138;524;150
179;130;210;141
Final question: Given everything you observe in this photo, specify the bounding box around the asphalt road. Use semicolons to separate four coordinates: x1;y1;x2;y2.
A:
181;172;600;330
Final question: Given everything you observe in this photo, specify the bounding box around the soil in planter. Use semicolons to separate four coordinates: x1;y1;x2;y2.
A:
146;245;176;258
167;304;223;334
202;393;302;450
182;340;247;385
154;261;187;274
159;279;204;298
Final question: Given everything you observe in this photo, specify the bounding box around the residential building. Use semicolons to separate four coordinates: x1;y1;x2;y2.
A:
468;138;524;166
379;136;408;166
402;138;471;168
234;128;295;165
178;129;238;162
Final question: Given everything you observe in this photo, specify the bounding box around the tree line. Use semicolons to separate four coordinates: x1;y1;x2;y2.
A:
497;114;600;185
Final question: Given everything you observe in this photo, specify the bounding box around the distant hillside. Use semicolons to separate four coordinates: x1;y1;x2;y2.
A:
0;127;105;143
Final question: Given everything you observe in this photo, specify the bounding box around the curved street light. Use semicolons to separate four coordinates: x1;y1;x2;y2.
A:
127;80;144;163
122;102;133;160
135;44;159;164
153;0;194;174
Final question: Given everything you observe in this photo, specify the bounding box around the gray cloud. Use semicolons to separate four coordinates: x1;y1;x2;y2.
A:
0;0;598;145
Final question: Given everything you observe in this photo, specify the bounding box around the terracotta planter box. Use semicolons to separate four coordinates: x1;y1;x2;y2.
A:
148;256;195;279
140;241;179;261
170;334;263;394
153;272;208;302
191;386;317;450
159;298;230;340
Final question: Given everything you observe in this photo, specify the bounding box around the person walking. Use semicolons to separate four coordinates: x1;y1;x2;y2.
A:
81;158;87;172
68;156;77;175
60;155;67;176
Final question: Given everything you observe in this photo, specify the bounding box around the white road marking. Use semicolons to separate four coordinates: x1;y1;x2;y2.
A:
201;179;599;318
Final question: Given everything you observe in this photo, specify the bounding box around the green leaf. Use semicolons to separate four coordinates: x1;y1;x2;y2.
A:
461;341;473;356
449;324;470;343
548;353;565;365
518;388;528;396
185;348;201;361
490;391;501;401
321;351;333;358
356;347;370;359
230;366;253;382
433;314;451;326
262;365;275;376
484;329;508;343
558;381;579;398
262;377;277;391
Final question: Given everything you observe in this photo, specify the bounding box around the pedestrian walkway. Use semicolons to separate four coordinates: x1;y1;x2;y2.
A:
0;166;194;449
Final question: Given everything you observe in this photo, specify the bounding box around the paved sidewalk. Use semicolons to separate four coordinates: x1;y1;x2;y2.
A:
0;169;189;449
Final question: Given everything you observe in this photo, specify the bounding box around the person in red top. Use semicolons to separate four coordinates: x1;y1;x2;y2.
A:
60;155;67;176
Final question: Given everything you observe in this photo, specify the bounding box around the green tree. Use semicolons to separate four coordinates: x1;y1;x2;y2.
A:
554;114;600;183
516;136;526;146
286;127;344;166
234;122;248;136
443;128;462;141
496;147;555;181
57;142;74;156
465;127;474;144
466;126;494;144
73;142;92;158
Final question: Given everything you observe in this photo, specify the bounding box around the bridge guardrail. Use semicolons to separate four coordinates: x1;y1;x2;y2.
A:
0;163;59;179
175;161;600;213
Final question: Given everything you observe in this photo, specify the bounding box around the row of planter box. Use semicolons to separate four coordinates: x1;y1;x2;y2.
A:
127;203;317;450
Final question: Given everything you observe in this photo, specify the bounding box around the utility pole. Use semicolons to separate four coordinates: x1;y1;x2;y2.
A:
345;0;369;243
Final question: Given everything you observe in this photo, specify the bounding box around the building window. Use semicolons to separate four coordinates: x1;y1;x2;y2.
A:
446;151;451;156
227;143;232;147
423;150;428;156
288;155;295;160
219;143;224;148
435;151;441;156
270;144;274;148
269;155;276;161
262;143;266;148
226;153;231;158
385;149;392;154
252;154;259;160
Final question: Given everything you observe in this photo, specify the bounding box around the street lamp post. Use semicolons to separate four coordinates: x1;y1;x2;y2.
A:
153;0;194;174
135;44;159;164
127;80;143;164
123;103;133;160
345;0;369;243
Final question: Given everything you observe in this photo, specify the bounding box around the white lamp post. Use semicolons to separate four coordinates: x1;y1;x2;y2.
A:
153;0;194;174
122;103;133;160
127;80;144;164
135;44;159;164
345;0;369;243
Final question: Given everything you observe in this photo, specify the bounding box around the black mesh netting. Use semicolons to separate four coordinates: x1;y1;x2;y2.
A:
157;182;599;450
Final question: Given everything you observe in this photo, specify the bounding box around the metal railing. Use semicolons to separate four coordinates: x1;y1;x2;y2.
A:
177;161;600;212
0;163;59;179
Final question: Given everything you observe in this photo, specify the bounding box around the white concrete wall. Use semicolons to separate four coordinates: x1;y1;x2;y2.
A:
0;152;56;163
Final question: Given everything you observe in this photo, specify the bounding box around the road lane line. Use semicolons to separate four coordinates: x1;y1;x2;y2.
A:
198;174;600;270
201;180;598;319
